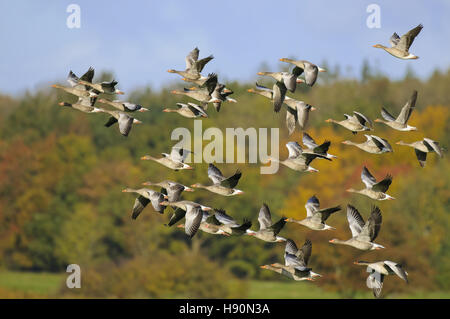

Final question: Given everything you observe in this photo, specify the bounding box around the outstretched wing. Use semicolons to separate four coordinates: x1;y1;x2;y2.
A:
273;81;287;112
166;208;186;227
381;107;396;122
131;195;150;220
305;195;320;217
395;24;423;52
286;142;303;158
347;205;365;237
396;90;417;125
372;175;392;193
220;170;242;189
302;132;318;149
208;163;225;184
269;217;286;236
258;203;272;230
358;206;382;242
389;32;401;47
361;166;377;188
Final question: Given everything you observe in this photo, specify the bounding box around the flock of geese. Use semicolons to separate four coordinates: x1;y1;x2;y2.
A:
51;24;444;298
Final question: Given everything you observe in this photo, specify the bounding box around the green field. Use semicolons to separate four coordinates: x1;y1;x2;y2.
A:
1;271;449;299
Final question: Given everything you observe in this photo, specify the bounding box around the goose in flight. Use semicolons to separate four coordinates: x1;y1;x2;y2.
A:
396;138;443;167
373;24;423;59
168;47;214;81
285;195;341;230
191;163;243;196
270;142;331;173
199;73;236;112
347;166;395;200
354;260;408;298
74;68;124;95
57;100;101;114
329;205;384;251
283;239;322;280
246;203;286;242
302;132;337;159
96;108;142;136
122;188;166;219
342;135;393;154
141;146;193;170
67;67;95;91
279;58;326;86
375;90;418;131
52;84;98;100
98;99;149;112
142;180;194;202
177;211;230;237
209;209;252;236
260;264;310;281
163;102;208;118
161;200;212;227
326;111;373;134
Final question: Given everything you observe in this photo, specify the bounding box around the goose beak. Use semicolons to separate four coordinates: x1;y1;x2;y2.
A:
329;239;335;243
167;69;175;73
163;195;169;199
138;108;149;112
116;90;125;95
141;156;149;160
257;72;264;75
122;189;128;192
160;201;169;206
279;58;286;62
296;79;305;84
223;88;232;93
51;84;58;88
260;265;267;269
310;107;317;111
58;102;64;106
134;119;142;124
170;90;178;94
202;207;212;211
325;119;332;123
375;118;382;122
184;187;194;192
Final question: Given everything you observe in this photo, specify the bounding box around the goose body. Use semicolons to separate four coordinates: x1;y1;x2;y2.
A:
302;132;337;159
347;166;395;200
373;24;423;59
163;102;208;118
96;108;142;136
246;203;286;242
168;47;213;81
191;163;243;196
211;209;252;236
57;101;101;114
342;134;393;154
279;58;326;86
98;99;148;112
122;188;166;219
141;146;193;170
272;142;331;173
326;111;373;134
142;180;194;202
375;90;418;131
285;195;341;230
397;138;443;167
329;205;384;251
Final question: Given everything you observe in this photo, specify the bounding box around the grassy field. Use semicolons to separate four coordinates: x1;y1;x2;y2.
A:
0;271;449;299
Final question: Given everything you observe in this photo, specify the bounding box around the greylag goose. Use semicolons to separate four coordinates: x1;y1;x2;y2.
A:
209;209;252;235
326;111;373;134
199;73;236;112
279;58;326;86
96;108;142;136
329;205;384;251
142;180;194;202
191;163;243;196
260;264;309;281
270;142;331;173
342;134;393;154
302;132;337;159
283;239;322;280
77;78;124;95
141;146;193;170
285;195;341;230
375;90;418;131
347;166;394;200
168;47;213;81
354;260;408;298
163;102;208;118
257;67;303;93
396;138;443;167
122;188;166;219
160;200;211;212
67;67;94;91
373;24;423;59
246;203;286;242
98;98;149;112
57;101;101;114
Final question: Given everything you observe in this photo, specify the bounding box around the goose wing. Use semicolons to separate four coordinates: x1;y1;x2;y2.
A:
117;113;134;137
194;55;214;73
305;195;320;217
370;135;392;152
187;102;208;117
414;149;427;167
208;163;225;184
366;271;384;298
269;217;287;236
184;206;203;238
166;207;186;227
202;73;218;95
423;138;443;157
381;107;396;122
347;205;365;237
166;183;186;202
282;73;297;93
353;111;373;127
286;142;303;158
220;170;242;189
372;175;393;193
285;239;299;255
185;47;199;69
302;132;318;149
318;205;341;223
396;90;417;125
394;24;423;52
313;141;331;155
286;105;298;136
258;203;272;230
214;209;240;227
358;206;382;242
296;102;312;130
273;81;287;112
303;62;318;86
383;261;408;283
170;146;191;163
389;32;401;47
131;195;150;220
149;191;166;214
361;166;377;188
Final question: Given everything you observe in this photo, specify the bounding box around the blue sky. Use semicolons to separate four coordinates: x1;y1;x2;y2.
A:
1;0;449;95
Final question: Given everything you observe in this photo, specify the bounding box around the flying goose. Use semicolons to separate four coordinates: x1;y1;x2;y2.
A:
98;99;149;112
208;209;252;236
326;111;373;134
51;84;98;100
168;47;214;81
283;239;322;280
285;195;341;230
199;73;236;112
270;142;331;173
67;67;95;91
142;180;194;202
260;264;310;281
354;260;408;298
329;205;384;251
279;58;326;86
373;24;423;59
302;132;337;159
163;102;208;118
246;203;286;242
77;77;124;95
191;163;243;196
141;146;193;170
122;188;166;219
347;166;395;200
257;68;303;93
342;135;393;154
96;108;142;136
375;90;418;131
396;138;443;167
177;211;230;236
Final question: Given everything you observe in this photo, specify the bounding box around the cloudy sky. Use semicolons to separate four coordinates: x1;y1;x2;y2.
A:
1;0;449;95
